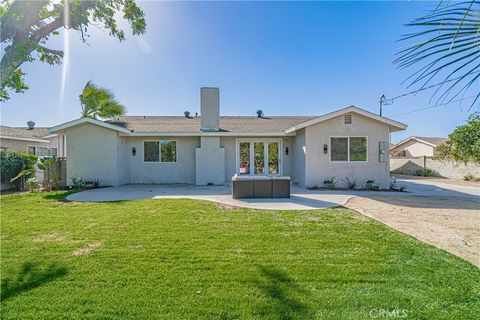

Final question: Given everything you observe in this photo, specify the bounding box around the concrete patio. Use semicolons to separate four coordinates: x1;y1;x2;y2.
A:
65;177;479;210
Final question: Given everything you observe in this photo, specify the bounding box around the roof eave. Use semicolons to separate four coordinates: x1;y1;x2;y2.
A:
285;106;407;133
49;117;131;134
0;135;50;143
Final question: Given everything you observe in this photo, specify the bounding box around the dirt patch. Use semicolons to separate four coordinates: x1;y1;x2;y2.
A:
34;232;66;242
216;203;240;211
73;242;102;256
345;196;480;267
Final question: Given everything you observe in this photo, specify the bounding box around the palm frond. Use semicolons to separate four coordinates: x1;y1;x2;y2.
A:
79;80;126;119
396;0;480;110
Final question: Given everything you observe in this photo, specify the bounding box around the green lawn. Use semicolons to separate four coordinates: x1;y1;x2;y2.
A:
1;192;478;319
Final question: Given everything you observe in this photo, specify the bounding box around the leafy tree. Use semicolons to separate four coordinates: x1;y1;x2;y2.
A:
396;1;480;109
0;0;146;101
437;113;480;163
79;80;126;119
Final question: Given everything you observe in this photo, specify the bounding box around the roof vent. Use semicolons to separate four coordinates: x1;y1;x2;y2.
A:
184;111;191;118
27;121;35;130
344;114;352;124
256;110;263;118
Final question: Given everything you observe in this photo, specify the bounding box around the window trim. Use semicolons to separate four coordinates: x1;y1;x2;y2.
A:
329;136;368;163
142;140;178;163
235;138;283;176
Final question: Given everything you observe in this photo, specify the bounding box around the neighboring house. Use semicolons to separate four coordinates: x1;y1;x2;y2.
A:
49;88;407;189
0;123;66;157
390;136;448;157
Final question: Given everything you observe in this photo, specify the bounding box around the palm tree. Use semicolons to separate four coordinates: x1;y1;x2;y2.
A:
396;0;480;109
79;81;126;119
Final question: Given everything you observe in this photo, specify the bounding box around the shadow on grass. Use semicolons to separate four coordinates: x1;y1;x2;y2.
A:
253;265;311;319
42;191;72;202
1;262;68;302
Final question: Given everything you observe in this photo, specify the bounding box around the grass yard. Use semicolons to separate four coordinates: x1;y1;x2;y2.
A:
1;192;479;319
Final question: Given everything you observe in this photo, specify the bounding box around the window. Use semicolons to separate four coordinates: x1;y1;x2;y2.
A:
254;142;265;174
239;142;250;174
143;140;177;162
237;140;282;176
144;141;159;162
27;146;53;157
160;140;176;162
330;137;367;162
331;138;348;161
349;137;367;161
51;148;58;157
268;142;279;175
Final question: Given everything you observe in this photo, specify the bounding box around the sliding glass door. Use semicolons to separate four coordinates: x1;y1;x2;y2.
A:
237;140;282;176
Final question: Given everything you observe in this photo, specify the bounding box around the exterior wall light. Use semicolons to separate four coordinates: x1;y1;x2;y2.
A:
132;147;136;156
323;144;328;154
285;147;289;155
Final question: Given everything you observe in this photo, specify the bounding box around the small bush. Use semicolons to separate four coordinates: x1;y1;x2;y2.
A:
0;150;38;190
71;177;100;190
323;177;338;190
345;177;357;189
415;168;438;177
365;179;380;191
463;174;479;181
25;177;40;192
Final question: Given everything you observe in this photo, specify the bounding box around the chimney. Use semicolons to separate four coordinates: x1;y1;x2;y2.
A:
27;121;35;130
200;87;220;131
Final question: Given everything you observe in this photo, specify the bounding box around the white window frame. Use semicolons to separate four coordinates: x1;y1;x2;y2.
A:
143;140;178;163
329;136;368;163
235;138;283;176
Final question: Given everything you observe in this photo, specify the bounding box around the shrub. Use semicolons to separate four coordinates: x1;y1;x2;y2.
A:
463;174;480;182
323;177;338;190
39;158;62;190
464;174;475;181
71;177;100;190
365;179;380;191
345;177;357;189
415;168;438;177
0;150;38;190
25;177;40;192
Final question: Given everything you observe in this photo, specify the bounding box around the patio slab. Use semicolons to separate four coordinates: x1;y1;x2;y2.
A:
66;184;398;210
65;178;479;210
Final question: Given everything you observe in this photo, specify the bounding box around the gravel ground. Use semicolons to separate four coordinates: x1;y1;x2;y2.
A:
345;195;480;267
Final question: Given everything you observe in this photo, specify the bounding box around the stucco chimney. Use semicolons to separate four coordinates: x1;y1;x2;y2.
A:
200;87;220;131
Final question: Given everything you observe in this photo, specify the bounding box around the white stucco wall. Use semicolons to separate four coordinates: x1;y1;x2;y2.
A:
124;136;199;184
66;123;118;186
196;136;225;185
291;129;306;185
391;140;435;157
304;113;391;189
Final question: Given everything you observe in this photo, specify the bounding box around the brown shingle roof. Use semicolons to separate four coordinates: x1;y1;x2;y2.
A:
110;116;318;133
0;125;50;139
414;136;448;146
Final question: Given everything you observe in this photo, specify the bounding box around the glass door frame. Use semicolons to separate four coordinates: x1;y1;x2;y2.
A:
235;139;283;176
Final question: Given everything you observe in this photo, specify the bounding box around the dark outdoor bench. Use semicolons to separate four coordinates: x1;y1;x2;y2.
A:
232;176;290;199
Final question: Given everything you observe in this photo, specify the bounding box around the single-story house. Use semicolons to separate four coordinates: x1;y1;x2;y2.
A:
49;87;407;189
0;123;66;157
390;136;448;157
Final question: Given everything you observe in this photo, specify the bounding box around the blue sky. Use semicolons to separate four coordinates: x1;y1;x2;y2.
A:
1;1;477;143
